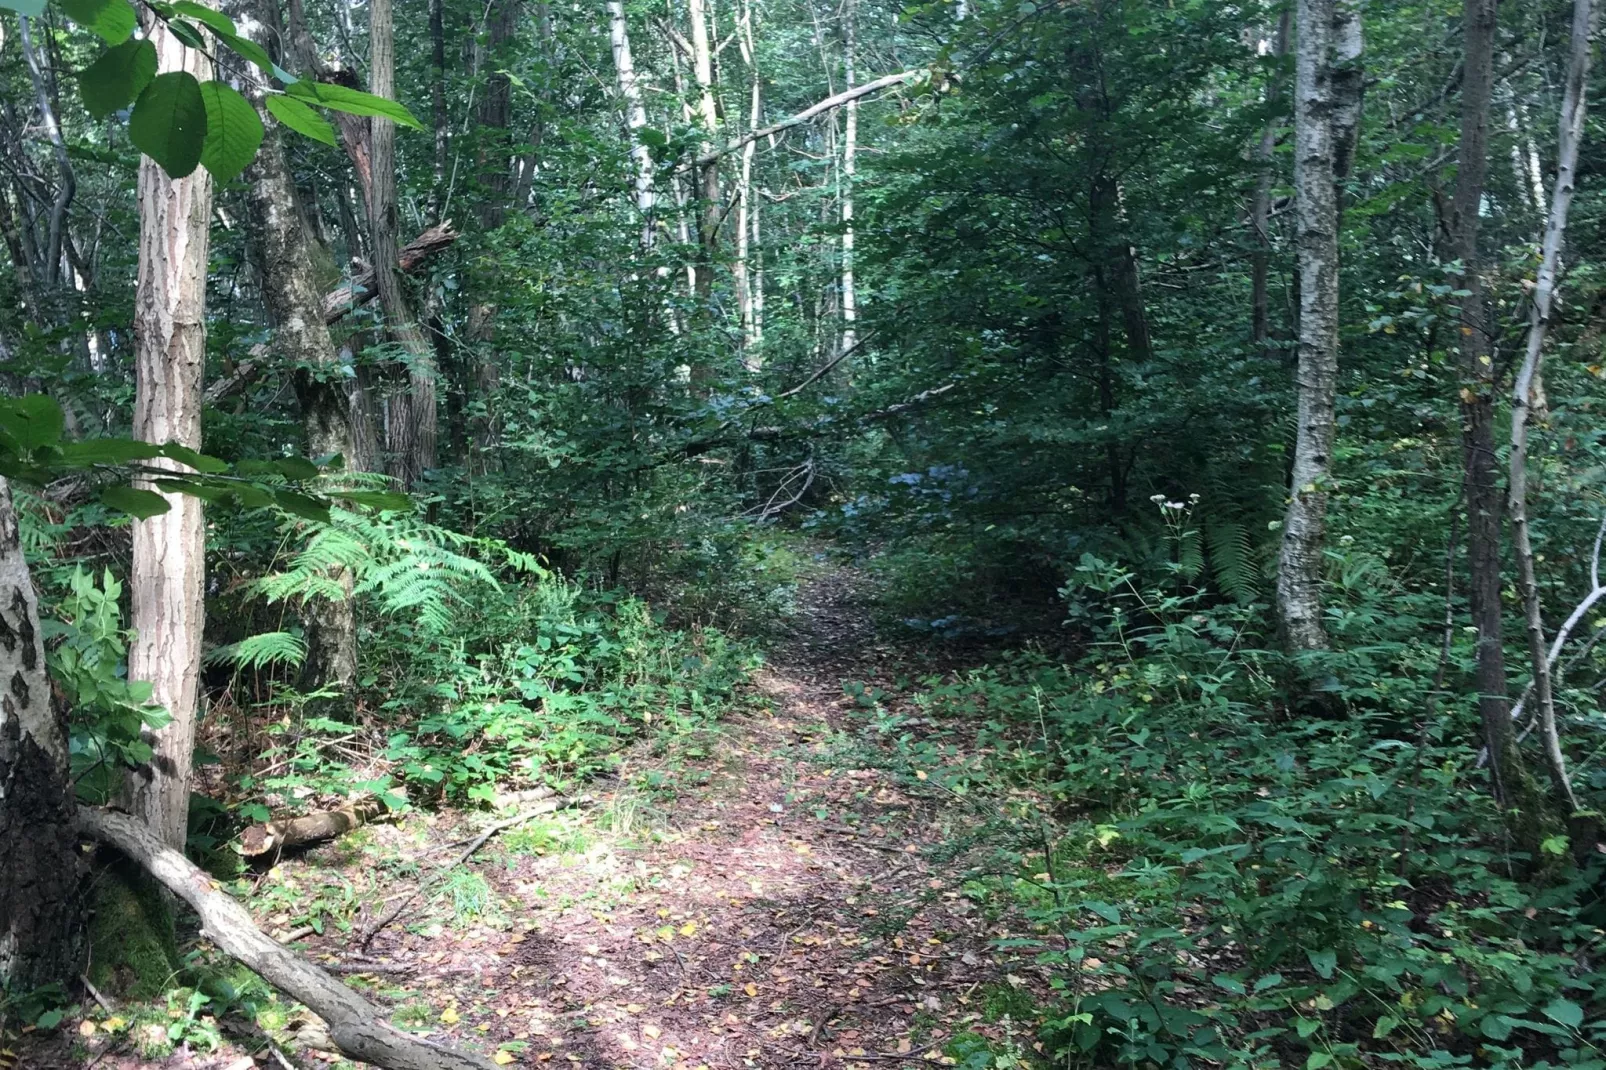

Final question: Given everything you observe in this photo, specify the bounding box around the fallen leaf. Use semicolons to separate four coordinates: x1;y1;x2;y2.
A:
493;1052;515;1066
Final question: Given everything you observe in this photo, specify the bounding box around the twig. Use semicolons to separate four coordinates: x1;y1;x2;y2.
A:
80;974;117;1013
358;796;591;948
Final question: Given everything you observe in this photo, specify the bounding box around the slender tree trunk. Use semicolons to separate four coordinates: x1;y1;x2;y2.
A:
1508;0;1597;814
1275;0;1363;656
0;477;83;992
126;16;212;851
839;0;858;360
734;0;762;360
369;0;437;486
688;0;722;302
609;0;659;245
1251;7;1291;355
428;0;449;219
1447;0;1526;808
244;50;359;695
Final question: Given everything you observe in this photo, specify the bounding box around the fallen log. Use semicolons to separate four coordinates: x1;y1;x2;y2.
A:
323;223;458;325
241;795;386;858
76;808;497;1070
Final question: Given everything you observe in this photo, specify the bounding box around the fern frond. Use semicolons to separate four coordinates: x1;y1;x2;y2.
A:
206;631;307;671
1205;519;1259;603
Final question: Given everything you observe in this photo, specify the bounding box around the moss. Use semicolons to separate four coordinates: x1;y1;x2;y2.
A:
87;854;180;1001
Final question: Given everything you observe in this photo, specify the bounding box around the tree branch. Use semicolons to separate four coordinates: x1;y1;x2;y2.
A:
77;807;497;1070
323;223;459;325
684;70;925;171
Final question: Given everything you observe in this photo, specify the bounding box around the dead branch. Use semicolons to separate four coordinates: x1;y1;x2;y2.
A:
358;795;591;949
323;223;459;325
241;795;387;858
685;70;925;170
76;807;497;1070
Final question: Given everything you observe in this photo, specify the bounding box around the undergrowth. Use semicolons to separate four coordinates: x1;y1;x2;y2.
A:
850;550;1606;1070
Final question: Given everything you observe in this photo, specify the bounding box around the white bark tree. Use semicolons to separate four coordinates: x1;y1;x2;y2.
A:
1275;0;1363;655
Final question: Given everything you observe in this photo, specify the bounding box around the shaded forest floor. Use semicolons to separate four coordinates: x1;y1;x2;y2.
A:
55;564;1048;1069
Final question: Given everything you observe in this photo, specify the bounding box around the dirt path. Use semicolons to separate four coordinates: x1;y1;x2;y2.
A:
395;565;1024;1068
58;568;1035;1069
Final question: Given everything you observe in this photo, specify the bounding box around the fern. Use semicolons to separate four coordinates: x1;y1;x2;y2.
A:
1205;520;1260;603
206;630;307;671
256;487;545;635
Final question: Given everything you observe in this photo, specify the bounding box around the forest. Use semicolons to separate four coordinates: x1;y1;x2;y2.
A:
2;0;1606;1065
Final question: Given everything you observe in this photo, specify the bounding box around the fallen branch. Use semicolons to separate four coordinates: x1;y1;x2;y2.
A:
323;223;459;325
77;807;497;1070
685;71;925;170
358;795;591;949
241;795;386;858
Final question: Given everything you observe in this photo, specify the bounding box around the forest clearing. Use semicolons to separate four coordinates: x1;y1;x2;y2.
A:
3;0;1606;1066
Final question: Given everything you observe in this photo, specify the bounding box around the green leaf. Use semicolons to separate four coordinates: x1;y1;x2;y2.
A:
61;0;136;43
1211;974;1245;995
1481;1015;1514;1041
1540;834;1569;856
332;489;413;511
210;28;276;78
1080;900;1121;923
1542;998;1583;1030
1252;973;1283;993
0;0;48;16
130;72;208;178
1372;1015;1401;1038
0;395;66;451
288;80;424;129
1306;949;1337;980
198;80;264;182
157;442;230;473
1295;1017;1322;1038
35;1009;64;1030
639;127;669;148
265;94;337;145
79;38;158;118
57;437;164;465
165;17;208;49
101;485;171;519
1306;1055;1332;1070
274;456;321;481
274;490;332;524
167;0;235;34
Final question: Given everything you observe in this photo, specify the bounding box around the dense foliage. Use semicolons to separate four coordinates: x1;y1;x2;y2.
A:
3;0;1606;1065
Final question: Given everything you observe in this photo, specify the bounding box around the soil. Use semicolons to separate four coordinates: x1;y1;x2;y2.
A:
18;566;1041;1069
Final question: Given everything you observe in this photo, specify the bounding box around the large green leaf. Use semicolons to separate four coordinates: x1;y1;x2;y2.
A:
198;80;263;182
264;94;336;145
210;28;277;79
167;0;235;34
130;72;208;178
61;0;136;43
101;485;171;519
157;442;230;473
287;80;423;129
79;38;158;118
0;395;66;452
57;438;164;465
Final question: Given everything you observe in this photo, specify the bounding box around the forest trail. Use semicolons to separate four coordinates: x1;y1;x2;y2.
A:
188;565;1032;1070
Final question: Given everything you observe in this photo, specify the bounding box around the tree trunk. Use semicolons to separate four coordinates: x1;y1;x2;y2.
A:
734;0;762;360
609;0;659;243
428;0;449;219
688;0;722;303
127;14;213;851
1448;0;1527;808
1508;0;1597;815
369;0;437;487
244;41;359;696
1250;8;1290;355
1275;0;1362;656
0;477;83;993
839;0;858;361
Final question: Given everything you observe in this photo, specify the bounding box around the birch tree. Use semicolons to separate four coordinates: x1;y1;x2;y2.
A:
1275;0;1363;655
0;476;81;992
1507;0;1598;814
